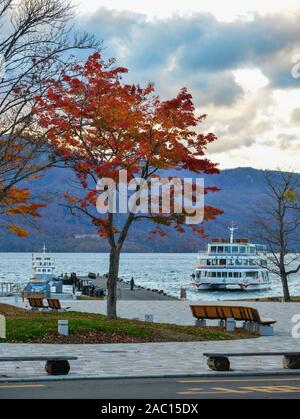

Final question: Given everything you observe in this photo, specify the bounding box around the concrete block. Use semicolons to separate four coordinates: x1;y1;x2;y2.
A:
0;314;5;339
226;318;236;332
283;355;300;369
45;360;70;375
259;324;274;336
145;314;154;323
58;320;68;336
207;357;230;371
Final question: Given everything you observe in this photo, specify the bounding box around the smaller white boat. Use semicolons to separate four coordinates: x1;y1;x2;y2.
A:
22;245;74;300
191;225;271;292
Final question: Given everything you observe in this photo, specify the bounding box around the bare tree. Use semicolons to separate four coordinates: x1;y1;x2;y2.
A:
254;170;300;302
0;0;100;232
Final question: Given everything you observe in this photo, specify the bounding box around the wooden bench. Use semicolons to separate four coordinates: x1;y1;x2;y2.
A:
0;356;78;375
190;305;276;336
28;297;48;310
27;297;70;312
203;352;300;372
47;298;70;311
21;292;46;302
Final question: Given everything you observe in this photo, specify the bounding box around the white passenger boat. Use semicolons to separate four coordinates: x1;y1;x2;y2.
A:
22;245;75;299
192;225;271;292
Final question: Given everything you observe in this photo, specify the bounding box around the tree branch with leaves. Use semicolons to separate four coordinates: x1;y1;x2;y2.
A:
0;0;101;235
35;52;222;319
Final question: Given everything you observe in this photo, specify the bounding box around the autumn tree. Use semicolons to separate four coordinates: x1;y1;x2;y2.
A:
35;53;222;319
0;0;100;235
254;170;300;301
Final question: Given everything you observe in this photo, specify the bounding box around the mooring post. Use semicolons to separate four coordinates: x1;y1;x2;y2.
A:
0;314;6;339
58;320;69;336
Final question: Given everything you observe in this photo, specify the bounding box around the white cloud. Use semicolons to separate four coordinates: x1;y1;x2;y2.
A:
75;4;300;169
233;69;269;93
77;0;300;22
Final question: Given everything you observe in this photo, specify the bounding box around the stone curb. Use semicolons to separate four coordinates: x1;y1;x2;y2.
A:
1;369;300;383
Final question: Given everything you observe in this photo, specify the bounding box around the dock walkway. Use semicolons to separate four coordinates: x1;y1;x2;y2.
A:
78;275;178;301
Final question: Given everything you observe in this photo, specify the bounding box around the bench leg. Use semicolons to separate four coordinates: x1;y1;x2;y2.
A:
195;319;206;327
45;360;70;375
247;322;258;332
226;318;236;332
207;357;230;372
218;320;226;328
283;355;300;369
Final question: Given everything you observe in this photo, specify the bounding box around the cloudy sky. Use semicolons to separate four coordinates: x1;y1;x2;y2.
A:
75;1;300;170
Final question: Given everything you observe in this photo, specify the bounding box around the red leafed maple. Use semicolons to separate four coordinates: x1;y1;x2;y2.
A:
34;52;223;319
0;157;46;237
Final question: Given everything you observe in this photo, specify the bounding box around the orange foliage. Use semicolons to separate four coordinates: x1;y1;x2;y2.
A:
34;52;222;243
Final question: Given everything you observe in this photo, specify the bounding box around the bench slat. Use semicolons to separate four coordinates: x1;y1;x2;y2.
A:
0;356;78;362
190;305;276;325
204;352;300;357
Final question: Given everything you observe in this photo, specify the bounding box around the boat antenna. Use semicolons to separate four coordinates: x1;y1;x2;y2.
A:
43;244;46;255
228;222;238;243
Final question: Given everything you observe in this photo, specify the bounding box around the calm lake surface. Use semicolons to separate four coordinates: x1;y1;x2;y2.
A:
0;252;299;301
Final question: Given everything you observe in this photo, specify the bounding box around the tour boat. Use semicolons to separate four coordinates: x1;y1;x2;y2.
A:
192;225;271;292
22;245;74;299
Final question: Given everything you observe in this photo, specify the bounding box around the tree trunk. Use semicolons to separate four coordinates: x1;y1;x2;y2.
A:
106;247;120;319
281;273;291;302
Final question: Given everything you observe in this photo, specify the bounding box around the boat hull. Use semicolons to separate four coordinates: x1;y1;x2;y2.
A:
192;281;271;292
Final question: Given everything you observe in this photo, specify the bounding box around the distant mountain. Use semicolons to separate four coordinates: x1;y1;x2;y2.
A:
0;166;297;252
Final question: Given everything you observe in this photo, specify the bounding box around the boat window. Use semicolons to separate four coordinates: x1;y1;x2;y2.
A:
42;269;46;272
224;246;231;253
217;272;222;278
210;246;216;253
218;246;224;253
228;272;233;277
250;247;256;254
232;246;238;253
261;259;267;267
233;272;239;278
196;271;200;278
240;246;246;253
222;272;227;277
247;271;258;278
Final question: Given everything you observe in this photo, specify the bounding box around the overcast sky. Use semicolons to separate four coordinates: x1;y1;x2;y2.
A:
74;1;300;170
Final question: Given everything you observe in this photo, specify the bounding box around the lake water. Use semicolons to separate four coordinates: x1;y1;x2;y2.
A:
0;252;299;301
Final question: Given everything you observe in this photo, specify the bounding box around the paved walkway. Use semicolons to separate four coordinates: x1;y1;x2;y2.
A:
0;298;299;379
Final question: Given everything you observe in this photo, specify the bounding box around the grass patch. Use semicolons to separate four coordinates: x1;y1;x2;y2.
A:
0;303;257;344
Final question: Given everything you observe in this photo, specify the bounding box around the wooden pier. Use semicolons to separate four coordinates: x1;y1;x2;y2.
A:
0;282;25;297
77;275;178;301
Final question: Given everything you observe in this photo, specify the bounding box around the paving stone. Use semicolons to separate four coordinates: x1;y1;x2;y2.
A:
0;297;299;378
